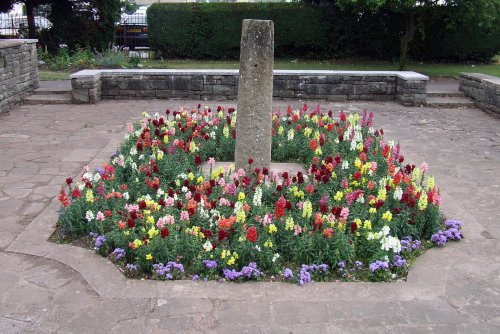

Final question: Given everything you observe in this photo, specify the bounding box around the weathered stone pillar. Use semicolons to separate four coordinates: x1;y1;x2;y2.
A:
235;19;274;172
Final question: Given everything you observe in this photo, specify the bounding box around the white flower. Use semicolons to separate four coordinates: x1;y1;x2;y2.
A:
130;147;137;156
77;182;85;191
156;189;164;197
123;192;129;200
381;225;390;236
124;134;130;140
82;172;93;181
203;240;213;252
93;173;101;182
233;201;243;214
272;253;280;263
255;245;261;252
181;186;188;193
252;186;262;206
341;161;349;170
393;187;403;201
138;154;144;160
85;211;94;222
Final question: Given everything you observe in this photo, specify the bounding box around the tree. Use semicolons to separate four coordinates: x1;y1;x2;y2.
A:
0;0;50;38
334;0;500;69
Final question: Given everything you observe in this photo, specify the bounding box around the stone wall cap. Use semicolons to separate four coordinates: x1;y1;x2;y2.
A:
71;69;428;80
0;39;38;49
274;70;428;80
460;72;499;82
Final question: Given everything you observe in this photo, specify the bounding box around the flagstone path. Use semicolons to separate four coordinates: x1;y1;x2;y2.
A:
0;96;499;333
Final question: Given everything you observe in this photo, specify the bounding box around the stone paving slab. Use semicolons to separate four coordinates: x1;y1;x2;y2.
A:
0;99;499;333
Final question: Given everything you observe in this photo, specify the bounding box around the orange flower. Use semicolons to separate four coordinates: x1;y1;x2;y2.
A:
218;216;236;230
323;228;333;239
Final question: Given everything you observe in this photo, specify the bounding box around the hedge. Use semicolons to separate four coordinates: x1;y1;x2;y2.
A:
148;3;335;59
147;3;499;62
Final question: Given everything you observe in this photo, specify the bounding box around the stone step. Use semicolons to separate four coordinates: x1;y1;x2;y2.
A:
33;88;71;95
426;97;476;108
24;94;72;105
426;91;465;98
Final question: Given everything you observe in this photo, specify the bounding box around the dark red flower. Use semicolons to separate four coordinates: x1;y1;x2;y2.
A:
218;230;228;241
161;227;170;238
65;177;73;185
194;155;202;166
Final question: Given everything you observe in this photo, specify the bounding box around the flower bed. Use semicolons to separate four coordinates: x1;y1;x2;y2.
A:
57;104;462;283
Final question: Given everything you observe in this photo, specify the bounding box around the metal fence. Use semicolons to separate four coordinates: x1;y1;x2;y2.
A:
0;12;52;39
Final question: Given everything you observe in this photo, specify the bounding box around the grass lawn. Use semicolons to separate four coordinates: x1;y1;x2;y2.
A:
39;71;70;81
38;58;499;80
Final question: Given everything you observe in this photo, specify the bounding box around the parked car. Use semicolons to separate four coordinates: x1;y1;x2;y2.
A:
115;9;148;50
0;15;52;37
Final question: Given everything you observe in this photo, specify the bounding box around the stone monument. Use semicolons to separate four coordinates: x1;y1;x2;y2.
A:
234;19;274;172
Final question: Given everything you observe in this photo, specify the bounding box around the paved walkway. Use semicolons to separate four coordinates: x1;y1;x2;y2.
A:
0;97;499;333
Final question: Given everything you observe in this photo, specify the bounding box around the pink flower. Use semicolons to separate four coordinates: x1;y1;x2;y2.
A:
96;211;105;221
340;207;349;220
294;225;302;235
180;211;190;221
165;197;175;207
208;157;216;166
126;122;134;133
219;197;231;206
185;191;192;200
420;162;429;173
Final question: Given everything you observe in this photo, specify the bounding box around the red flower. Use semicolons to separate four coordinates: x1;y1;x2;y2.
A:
248;157;254;165
65;177;73;185
246;226;258;243
274;196;286;218
71;188;81;198
58;189;69;207
309;139;318;151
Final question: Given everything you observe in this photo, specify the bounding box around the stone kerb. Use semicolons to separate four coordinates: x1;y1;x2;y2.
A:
0;39;39;114
70;69;428;106
460;73;500;116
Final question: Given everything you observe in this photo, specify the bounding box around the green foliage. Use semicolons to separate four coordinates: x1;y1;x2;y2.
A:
41;0;121;53
147;3;334;59
38;46;128;71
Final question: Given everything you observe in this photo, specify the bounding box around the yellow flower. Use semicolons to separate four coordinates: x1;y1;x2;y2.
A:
133;239;143;248
238;192;246;201
334;191;343;202
418;192;428;210
85;189;94;203
268;224;277;234
377;188;387;201
278;126;284;135
354;158;362;169
356;142;363;152
382;210;393;222
427;176;435;190
285;217;294;230
148;227;158;239
304;127;312;137
264;239;273;248
314;147;323;156
147;216;155;225
156;150;164;160
223;126;229;138
363;220;372;230
197;176;204;184
236;210;246;223
163;135;169;144
187;172;195;181
302;200;313;219
369;207;377;214
146;253;153;261
189;141;197;153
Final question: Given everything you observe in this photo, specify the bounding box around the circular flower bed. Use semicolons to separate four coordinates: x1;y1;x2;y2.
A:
57;104;462;283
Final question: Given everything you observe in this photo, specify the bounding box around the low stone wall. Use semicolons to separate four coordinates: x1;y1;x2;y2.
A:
71;69;428;106
459;73;500;116
0;39;38;114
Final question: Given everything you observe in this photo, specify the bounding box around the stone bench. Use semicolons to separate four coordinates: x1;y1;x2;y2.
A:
459;73;500;116
70;69;428;106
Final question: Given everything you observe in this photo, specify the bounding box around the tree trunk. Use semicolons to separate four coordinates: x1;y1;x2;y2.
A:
399;10;416;71
25;0;37;39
